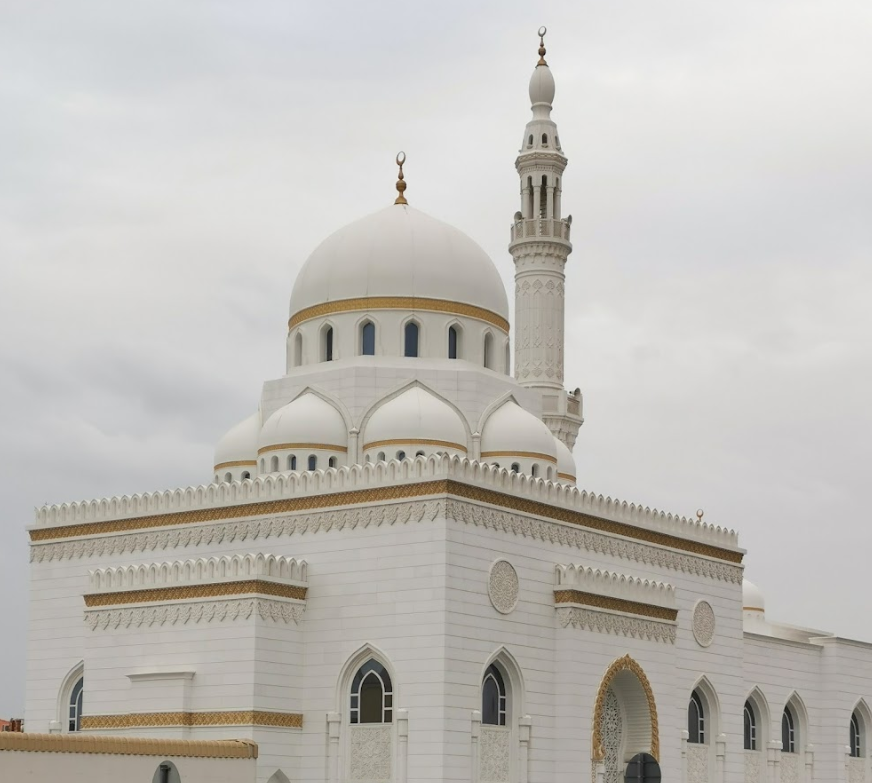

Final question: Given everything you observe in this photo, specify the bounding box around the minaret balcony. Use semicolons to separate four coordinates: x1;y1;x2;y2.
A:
510;217;571;245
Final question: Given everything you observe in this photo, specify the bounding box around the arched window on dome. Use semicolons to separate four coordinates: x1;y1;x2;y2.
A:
260;458;265;473
415;450;425;457
483;332;494;369
448;326;460;359
68;676;84;732
482;664;507;726
361;321;375;356
224;472;232;483
307;454;317;471
782;705;797;753
328;456;337;468
744;700;758;751
688;690;706;744
214;474;219;482
404;321;419;358
377;451;386;462
293;331;303;367
287;454;296;471
531;463;540;478
270;455;279;473
396;450;406;461
511;463;520;474
241;471;250;480
322;326;334;362
350;660;392;724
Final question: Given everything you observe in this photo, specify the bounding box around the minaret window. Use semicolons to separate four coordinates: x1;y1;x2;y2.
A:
483;333;494;369
404;321;419;357
541;133;548;146
527;134;533;146
361;321;375;356
539;175;547;218
322;326;334;362
448;326;459;359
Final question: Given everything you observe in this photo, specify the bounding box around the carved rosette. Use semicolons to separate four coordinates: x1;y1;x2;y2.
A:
692;600;716;647
488;559;519;614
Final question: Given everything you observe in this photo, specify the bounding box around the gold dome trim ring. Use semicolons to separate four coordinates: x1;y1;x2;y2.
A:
362;438;468;453
257;443;348;456
480;450;558;464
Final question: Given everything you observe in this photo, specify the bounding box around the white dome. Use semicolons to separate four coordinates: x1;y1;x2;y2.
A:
258;394;347;452
480;401;558;463
529;64;555;106
743;579;766;614
554;438;577;482
289;205;509;324
214;412;260;468
363;387;467;452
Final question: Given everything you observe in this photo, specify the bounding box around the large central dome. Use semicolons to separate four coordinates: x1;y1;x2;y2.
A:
289;205;509;322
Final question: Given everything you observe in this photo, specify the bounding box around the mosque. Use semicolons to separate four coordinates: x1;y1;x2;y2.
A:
11;27;872;783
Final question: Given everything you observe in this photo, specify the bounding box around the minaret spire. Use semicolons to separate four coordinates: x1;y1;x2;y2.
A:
509;28;583;449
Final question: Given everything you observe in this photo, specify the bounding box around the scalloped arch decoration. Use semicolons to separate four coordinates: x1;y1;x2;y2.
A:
592;654;659;762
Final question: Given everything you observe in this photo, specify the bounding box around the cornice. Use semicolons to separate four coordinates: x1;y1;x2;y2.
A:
554;590;677;622
288;296;510;333
81;711;302;730
84;579;307;607
0;733;258;758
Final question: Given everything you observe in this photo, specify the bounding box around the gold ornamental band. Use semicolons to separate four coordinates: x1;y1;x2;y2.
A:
257;443;348;456
31;478;743;564
214;460;257;471
558;472;576;481
288;296;510;332
480;450;558;464
81;711;302;731
362;438;468;453
0;733;258;758
554;589;678;622
84;580;308;607
743;606;764;612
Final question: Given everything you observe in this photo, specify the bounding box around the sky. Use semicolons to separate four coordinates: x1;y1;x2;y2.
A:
1;1;870;716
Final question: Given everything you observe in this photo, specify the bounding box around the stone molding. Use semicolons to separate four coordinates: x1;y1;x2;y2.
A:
0;733;258;758
85;597;305;629
81;711;302;730
556;607;676;644
554;591;677;622
32;456;739;554
554;564;676;610
85;580;307;607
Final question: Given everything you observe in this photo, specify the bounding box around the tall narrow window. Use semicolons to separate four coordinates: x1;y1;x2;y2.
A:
308;454;317;471
744;701;757;750
294;331;303;367
531;464;539;477
483;333;493;369
511;463;520;473
539;174;547;218
782;706;796;753
482;664;506;726
288;454;297;471
69;677;83;732
688;690;705;744
851;712;862;758
323;327;334;362
350;660;392;724
361;322;375;356
448;326;459;359
270;455;279;472
224;472;232;483
404;322;419;358
328;456;337;468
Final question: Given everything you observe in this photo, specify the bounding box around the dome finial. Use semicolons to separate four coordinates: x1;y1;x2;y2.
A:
394;151;408;205
537;26;547;66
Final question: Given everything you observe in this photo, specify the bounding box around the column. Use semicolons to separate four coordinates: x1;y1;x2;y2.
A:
327;712;341;783
397;709;409;783
471;710;481;783
519;715;532;783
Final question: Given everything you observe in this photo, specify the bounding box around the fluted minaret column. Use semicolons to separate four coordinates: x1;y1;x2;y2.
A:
509;28;583;448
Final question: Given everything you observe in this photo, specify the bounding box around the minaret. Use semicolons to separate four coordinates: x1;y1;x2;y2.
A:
510;27;583;449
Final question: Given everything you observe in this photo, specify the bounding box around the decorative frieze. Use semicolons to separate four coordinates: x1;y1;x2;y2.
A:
556;607;676;643
81;710;302;730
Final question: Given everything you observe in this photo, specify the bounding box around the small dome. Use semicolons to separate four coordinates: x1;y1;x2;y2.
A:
743;579;766;615
481;401;557;464
529;64;555;106
363;387;467;453
214;412;260;469
289;205;509;325
258;394;347;452
554;438;577;483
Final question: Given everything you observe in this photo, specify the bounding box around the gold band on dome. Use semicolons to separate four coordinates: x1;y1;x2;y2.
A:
743;606;765;612
363;438;467;453
257;443;348;456
480;450;558;464
558;472;576;481
214;460;257;471
288;297;510;332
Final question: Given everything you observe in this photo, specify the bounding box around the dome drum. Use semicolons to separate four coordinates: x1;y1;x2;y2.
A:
213;412;260;484
362;439;467;465
480;401;560;481
258;445;346;476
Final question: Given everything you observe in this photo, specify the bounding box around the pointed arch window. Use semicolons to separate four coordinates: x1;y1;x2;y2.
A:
68;677;84;732
782;706;796;753
361;321;375;356
482;664;506;726
448;326;459;359
404;322;419;357
851;711;862;758
350;660;392;724
293;331;303;367
688;690;705;744
483;332;494;369
744;700;757;750
323;326;334;362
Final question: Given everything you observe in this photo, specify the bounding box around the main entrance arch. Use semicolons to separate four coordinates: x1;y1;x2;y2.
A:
592;655;660;783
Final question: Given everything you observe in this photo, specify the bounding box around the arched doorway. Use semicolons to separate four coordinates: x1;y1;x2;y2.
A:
625;753;661;782
592;655;659;783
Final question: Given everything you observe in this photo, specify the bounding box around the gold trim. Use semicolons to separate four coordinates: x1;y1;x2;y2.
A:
81;711;302;730
257;443;348;456
362;438;468;453
480;450;558;464
592;655;659;762
85;580;307;607
31;478;743;564
743;606;764;612
0;733;258;758
214;460;257;471
288;297;510;332
554;589;678;622
557;472;576;481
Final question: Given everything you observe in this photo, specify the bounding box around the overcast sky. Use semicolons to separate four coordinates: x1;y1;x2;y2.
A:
1;1;870;716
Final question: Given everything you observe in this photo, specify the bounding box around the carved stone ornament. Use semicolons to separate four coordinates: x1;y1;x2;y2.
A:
692;600;716;647
488;559;519;614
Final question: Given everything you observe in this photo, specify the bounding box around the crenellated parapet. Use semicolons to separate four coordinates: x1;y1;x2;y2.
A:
554;564;676;610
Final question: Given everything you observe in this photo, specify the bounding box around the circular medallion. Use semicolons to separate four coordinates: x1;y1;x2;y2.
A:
692;600;716;647
488;559;519;614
